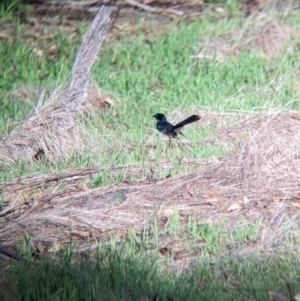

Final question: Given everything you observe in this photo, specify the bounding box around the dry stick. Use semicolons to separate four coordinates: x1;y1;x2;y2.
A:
68;6;118;106
47;0;185;16
15;192;66;220
124;0;185;16
0;159;212;219
2;159;210;189
0;247;22;261
0;6;117;167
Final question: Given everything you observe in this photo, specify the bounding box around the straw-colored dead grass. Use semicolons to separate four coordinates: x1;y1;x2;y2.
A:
0;89;81;166
217;110;300;191
195;17;293;61
245;0;298;17
0;6;117;168
1;6;300;267
1;110;300;263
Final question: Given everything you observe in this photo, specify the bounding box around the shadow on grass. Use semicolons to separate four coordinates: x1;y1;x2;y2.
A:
1;247;300;301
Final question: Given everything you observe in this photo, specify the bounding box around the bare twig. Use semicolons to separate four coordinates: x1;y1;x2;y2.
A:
124;0;185;16
0;247;21;261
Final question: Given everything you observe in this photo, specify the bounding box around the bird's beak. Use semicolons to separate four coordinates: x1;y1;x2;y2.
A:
152;115;156;118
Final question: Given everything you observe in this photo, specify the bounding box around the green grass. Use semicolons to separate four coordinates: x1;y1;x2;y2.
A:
0;0;27;19
1;9;300;125
95;23;300;113
0;25;86;136
3;253;299;301
2;6;300;301
1;12;300;182
1;220;300;301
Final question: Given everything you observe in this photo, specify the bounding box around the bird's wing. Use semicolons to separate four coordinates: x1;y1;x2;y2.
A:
157;121;174;136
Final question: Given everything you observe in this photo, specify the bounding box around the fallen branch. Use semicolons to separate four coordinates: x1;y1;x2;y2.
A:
0;158;216;216
0;6;117;167
0;247;22;261
124;0;185;16
68;6;118;106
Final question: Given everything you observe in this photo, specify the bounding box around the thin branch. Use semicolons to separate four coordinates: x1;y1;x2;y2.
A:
69;6;118;106
124;0;184;16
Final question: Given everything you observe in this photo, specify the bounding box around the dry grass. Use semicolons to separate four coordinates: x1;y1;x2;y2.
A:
0;6;116;167
1;110;300;264
0;88;81;166
194;16;294;61
1;5;300;272
217;110;300;190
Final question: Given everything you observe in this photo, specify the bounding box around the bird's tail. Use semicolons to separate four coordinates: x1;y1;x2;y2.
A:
173;115;201;130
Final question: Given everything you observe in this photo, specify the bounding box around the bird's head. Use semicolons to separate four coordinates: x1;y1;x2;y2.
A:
152;113;167;121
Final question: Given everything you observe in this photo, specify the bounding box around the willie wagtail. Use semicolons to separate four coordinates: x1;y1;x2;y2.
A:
152;113;201;138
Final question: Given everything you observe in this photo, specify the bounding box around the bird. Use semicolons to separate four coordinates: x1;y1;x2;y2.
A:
152;113;201;138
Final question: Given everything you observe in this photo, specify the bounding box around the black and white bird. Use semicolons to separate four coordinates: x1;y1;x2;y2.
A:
152;113;201;138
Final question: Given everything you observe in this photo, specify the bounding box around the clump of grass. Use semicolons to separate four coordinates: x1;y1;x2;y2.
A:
1;9;300;301
0;0;26;19
1;11;300;181
2;235;300;301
